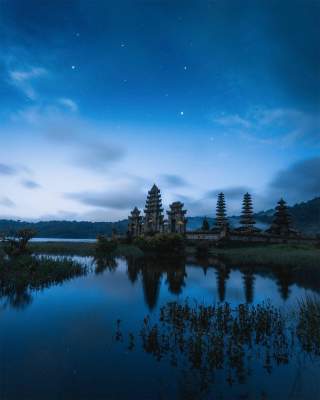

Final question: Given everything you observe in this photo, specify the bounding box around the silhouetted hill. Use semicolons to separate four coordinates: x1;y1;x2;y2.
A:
254;197;320;235
0;197;319;238
0;219;128;239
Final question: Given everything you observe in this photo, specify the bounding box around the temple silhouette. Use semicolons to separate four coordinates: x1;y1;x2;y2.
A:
128;184;318;245
128;184;187;236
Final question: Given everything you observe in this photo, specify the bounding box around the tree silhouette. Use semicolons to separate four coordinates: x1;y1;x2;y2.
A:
201;217;210;231
268;199;293;235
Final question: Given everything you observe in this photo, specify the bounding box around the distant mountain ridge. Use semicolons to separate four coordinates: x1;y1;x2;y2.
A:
0;197;319;238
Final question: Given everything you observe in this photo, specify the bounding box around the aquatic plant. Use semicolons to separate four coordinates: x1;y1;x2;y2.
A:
0;255;87;309
116;298;320;392
297;295;320;356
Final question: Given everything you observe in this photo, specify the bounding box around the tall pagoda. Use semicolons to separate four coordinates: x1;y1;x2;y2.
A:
128;207;143;237
143;184;164;234
215;192;228;229
239;192;256;231
167;201;187;234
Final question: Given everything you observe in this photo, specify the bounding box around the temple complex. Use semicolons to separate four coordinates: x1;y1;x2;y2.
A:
127;185;317;245
128;185;187;237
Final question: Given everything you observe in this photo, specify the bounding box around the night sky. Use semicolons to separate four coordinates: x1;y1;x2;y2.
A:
0;0;319;221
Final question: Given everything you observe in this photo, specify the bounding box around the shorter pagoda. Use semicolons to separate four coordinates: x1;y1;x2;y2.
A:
128;207;143;237
167;201;187;234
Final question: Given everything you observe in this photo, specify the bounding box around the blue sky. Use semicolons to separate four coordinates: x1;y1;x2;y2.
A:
0;0;319;221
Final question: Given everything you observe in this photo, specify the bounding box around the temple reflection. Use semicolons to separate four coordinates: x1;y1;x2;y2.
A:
242;268;255;303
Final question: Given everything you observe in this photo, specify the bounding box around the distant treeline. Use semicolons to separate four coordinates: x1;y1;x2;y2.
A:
0;197;319;238
0;220;128;238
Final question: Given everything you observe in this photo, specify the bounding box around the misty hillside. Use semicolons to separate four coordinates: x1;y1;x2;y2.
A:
0;197;319;238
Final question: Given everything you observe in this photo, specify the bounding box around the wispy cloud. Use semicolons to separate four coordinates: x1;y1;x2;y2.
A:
212;114;251;129
66;187;146;211
8;66;48;100
21;179;41;189
160;174;189;188
205;186;251;200
58;98;78;112
0;163;17;176
0;197;15;208
212;108;320;147
12;106;126;172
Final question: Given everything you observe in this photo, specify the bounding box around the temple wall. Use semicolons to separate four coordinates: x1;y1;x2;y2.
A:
185;231;319;245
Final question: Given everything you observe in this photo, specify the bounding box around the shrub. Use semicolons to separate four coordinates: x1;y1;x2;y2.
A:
2;229;36;257
95;235;118;256
133;234;185;255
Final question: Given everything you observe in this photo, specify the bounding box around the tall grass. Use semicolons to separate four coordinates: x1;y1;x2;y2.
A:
297;295;320;356
209;244;320;268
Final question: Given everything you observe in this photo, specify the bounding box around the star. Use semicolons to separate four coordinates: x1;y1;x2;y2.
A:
71;65;76;70
180;111;184;116
183;65;187;70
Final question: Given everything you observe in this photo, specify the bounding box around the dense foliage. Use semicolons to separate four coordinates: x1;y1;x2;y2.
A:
133;234;185;255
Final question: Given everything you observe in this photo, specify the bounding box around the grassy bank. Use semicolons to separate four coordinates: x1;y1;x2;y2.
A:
205;244;320;268
0;255;87;291
29;241;149;258
16;240;320;270
29;241;96;256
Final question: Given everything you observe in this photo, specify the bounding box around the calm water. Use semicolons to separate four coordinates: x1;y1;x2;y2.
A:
0;255;319;399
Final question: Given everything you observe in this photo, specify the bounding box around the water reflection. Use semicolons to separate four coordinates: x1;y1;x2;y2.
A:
1;254;320;311
116;299;320;397
127;256;187;309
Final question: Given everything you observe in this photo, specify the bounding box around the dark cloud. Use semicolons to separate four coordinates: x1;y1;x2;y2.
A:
0;197;15;208
0;163;17;175
205;186;251;200
21;179;41;189
160;174;189;188
269;157;320;204
74;141;125;171
66;188;145;211
38;113;126;172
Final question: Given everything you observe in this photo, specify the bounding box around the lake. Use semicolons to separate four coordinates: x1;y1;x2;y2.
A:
0;255;319;399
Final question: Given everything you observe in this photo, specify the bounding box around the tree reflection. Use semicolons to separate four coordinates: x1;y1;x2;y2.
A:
0;286;33;309
94;255;118;274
